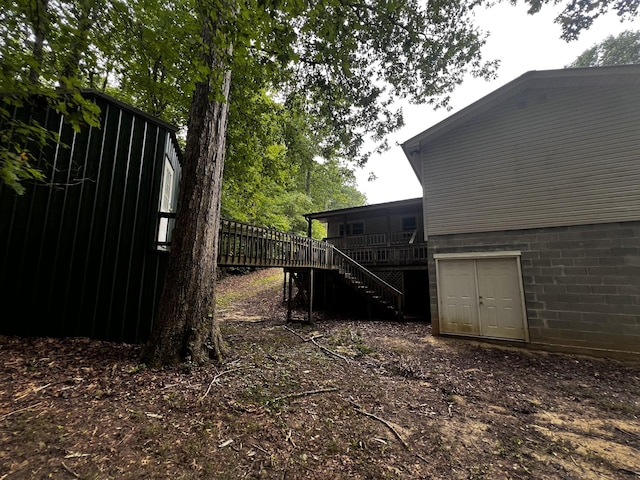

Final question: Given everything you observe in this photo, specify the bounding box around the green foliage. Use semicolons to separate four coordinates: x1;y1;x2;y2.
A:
0;0;103;194
568;30;640;67
106;0;199;126
517;0;640;41
250;0;498;164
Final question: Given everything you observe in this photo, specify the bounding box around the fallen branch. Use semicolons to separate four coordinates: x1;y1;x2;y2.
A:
283;325;347;363
310;338;349;363
618;467;640;477
272;387;339;403
283;325;307;341
15;383;52;401
352;403;410;451
251;443;271;456
615;427;640;442
282;325;323;342
199;367;251;401
0;402;43;421
61;462;80;479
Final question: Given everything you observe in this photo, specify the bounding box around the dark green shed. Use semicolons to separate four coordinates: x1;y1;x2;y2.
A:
0;91;181;343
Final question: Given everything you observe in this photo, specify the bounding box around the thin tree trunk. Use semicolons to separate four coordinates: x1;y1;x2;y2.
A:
28;0;49;84
60;0;96;80
142;8;232;367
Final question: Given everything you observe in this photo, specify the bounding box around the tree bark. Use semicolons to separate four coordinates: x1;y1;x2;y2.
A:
142;8;232;367
28;0;49;85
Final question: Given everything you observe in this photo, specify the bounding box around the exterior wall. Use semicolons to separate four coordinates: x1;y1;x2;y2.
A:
325;208;423;240
0;94;181;344
428;222;640;356
420;84;640;236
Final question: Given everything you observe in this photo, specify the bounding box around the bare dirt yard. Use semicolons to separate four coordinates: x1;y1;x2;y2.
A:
1;267;639;479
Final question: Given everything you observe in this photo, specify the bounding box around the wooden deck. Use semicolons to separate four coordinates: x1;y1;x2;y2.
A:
158;216;404;319
218;219;334;269
218;219;404;319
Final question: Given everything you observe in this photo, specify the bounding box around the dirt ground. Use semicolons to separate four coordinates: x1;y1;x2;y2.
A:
1;267;639;479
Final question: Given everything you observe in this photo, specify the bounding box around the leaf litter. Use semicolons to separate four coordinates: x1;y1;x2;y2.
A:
1;267;639;479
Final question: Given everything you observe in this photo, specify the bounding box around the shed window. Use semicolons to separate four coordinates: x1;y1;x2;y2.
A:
160;158;174;213
157;155;176;248
339;222;364;236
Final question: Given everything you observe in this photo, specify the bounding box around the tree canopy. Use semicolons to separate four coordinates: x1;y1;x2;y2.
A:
568;29;640;67
518;0;640;41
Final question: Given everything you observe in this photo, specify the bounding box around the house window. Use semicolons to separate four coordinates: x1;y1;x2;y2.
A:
339;222;364;236
402;216;417;232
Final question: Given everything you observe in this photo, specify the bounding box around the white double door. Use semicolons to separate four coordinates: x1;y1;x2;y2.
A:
438;256;527;341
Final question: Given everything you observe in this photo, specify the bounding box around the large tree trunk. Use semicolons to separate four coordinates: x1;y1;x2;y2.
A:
142;10;232;367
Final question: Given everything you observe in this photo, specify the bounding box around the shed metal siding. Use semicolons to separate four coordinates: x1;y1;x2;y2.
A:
421;85;640;236
0;94;181;343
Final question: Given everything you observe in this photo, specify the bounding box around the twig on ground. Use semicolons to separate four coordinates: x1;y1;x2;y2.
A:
199;367;251;401
282;325;308;341
283;325;347;363
251;443;271;456
284;429;297;448
272;387;339;403
282;325;323;342
416;453;429;463
351;402;410;451
61;462;80;478
618;467;640;477
15;383;52;400
310;338;349;363
0;402;43;421
615;427;640;442
293;459;316;474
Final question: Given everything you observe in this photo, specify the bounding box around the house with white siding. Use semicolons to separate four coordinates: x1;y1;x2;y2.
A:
401;64;640;359
305;198;430;319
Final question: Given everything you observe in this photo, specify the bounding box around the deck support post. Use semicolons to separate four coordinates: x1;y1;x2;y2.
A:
282;270;287;304
287;270;293;322
308;268;314;323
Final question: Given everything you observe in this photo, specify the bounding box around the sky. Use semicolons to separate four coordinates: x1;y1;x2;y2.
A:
355;2;640;205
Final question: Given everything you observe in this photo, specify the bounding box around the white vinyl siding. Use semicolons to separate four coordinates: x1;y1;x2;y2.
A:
421;85;640;236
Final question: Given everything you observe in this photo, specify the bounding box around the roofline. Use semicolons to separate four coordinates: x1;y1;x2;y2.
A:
305;197;423;221
82;89;180;133
401;64;640;176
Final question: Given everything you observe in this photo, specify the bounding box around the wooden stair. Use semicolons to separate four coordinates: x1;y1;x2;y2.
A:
333;248;403;319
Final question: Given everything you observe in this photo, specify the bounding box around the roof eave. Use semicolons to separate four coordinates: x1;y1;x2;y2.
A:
400;64;640;160
305;197;423;222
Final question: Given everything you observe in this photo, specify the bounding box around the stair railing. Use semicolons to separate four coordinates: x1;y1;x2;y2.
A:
331;246;403;316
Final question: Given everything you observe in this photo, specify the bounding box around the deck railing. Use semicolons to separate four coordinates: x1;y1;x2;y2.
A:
218;219;334;268
326;230;419;250
344;244;429;266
